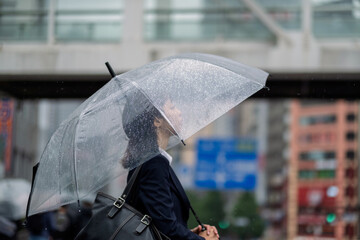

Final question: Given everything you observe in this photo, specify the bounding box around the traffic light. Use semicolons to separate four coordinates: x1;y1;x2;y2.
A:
218;220;230;229
326;213;336;223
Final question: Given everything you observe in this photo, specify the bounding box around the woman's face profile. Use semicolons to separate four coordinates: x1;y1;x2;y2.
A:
161;99;182;135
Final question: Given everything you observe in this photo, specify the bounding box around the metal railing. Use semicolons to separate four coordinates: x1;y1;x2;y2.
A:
1;1;359;42
0;10;48;41
0;9;123;42
313;3;360;38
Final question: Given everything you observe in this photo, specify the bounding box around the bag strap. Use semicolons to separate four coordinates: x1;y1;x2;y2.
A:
121;165;142;199
107;166;142;219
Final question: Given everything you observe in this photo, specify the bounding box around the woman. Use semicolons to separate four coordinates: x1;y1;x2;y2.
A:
122;91;219;240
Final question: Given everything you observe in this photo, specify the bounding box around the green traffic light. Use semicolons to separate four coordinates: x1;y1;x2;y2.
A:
326;213;336;223
218;221;230;229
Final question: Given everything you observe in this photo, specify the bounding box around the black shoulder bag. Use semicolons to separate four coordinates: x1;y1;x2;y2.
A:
75;166;170;240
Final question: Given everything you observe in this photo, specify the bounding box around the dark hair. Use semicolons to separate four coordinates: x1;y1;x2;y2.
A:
121;90;162;169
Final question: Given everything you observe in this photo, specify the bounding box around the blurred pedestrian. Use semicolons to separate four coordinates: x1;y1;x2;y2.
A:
27;212;55;240
0;215;17;240
53;202;92;240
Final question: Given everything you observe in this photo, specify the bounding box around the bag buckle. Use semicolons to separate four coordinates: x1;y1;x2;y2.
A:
113;197;125;209
141;215;151;225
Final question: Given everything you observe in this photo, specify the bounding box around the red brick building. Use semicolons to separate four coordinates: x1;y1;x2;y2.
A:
288;100;359;240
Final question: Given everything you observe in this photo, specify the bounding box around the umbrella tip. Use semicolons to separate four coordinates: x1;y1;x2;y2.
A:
264;86;270;91
105;62;116;78
181;140;186;146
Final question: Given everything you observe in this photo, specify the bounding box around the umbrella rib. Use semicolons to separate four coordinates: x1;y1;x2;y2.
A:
57;121;72;196
72;118;81;206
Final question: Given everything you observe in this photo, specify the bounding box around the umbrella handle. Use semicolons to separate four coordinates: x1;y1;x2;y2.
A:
105;62;116;78
190;205;206;231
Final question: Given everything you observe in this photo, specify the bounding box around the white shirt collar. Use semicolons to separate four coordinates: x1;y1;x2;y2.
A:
159;148;173;164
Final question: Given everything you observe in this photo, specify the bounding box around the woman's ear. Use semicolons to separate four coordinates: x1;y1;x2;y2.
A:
154;117;162;128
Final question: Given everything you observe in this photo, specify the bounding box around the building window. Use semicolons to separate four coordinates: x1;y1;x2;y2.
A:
299;170;335;179
299;151;336;161
300;115;336;126
322;225;335;237
56;2;123;42
346;132;356;141
346;150;355;160
0;1;48;41
300;100;334;106
299;132;336;144
345;186;355;198
299;170;315;179
345;224;355;238
297;224;307;235
317;170;335;179
144;0;287;41
325;132;336;143
346;167;355;179
346;113;356;122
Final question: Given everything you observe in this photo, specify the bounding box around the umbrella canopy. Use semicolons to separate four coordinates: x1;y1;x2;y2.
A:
28;53;268;216
0;179;31;220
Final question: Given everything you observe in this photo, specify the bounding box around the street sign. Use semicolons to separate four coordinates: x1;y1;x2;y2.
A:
195;138;257;190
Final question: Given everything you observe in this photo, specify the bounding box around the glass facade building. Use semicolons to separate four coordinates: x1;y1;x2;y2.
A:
1;0;359;42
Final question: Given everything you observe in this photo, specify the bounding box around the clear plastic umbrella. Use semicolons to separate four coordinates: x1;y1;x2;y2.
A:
0;179;31;220
28;53;268;216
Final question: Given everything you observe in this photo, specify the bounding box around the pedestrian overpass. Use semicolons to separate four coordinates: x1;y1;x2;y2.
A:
0;0;359;99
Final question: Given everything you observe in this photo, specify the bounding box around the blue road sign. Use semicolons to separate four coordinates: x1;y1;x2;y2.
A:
195;138;257;190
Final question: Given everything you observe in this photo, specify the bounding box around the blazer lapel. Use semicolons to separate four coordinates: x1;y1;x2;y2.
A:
169;166;190;209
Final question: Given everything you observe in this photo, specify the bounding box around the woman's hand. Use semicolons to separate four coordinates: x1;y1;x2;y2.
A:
191;224;220;239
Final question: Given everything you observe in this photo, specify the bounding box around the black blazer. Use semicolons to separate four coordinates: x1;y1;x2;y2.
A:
127;155;204;240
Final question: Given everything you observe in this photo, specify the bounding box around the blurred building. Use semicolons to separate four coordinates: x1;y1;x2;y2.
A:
11;100;39;180
265;100;290;238
1;99;81;180
234;100;269;205
264;100;360;240
288;100;359;240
